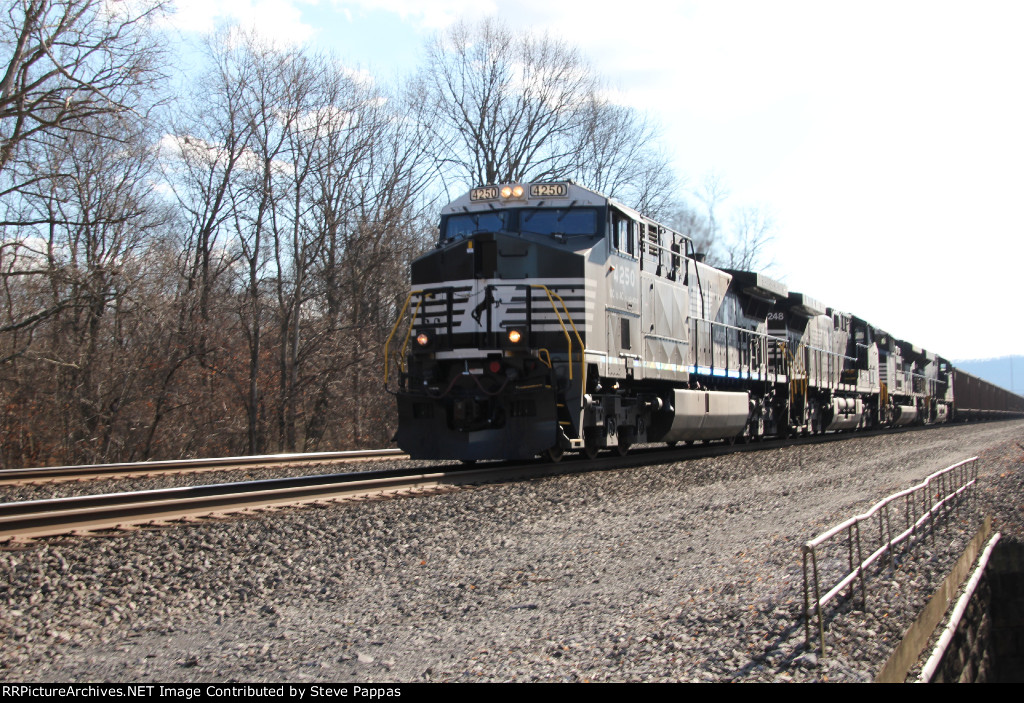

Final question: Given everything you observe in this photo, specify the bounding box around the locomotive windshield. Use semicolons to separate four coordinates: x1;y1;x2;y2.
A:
443;211;510;240
442;207;602;243
518;207;599;238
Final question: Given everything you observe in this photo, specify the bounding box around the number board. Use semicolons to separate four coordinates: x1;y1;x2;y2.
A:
529;183;568;197
470;186;498;201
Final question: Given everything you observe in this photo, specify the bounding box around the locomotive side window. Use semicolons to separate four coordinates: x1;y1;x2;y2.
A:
612;211;635;256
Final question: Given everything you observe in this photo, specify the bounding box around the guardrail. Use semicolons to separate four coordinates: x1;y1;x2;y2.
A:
802;457;979;654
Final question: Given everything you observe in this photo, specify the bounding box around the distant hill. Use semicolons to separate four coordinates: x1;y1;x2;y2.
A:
953;355;1024;396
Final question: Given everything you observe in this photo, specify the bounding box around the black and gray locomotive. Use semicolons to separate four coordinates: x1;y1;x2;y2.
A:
386;181;1022;461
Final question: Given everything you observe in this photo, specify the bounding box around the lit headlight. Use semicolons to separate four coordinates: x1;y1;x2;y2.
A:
416;332;430;346
508;329;522;344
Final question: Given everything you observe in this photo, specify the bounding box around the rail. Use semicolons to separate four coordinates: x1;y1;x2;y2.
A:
0;465;475;543
801;457;979;654
0;449;405;486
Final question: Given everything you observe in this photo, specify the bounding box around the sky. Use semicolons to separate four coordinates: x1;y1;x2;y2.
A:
163;0;1024;361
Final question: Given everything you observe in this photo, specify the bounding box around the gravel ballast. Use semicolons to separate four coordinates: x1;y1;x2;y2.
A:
2;420;1022;682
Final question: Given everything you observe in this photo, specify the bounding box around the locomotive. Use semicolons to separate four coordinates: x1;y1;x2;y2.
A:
385;181;1022;461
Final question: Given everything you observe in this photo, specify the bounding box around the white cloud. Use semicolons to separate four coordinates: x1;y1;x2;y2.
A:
329;0;497;29
166;0;320;44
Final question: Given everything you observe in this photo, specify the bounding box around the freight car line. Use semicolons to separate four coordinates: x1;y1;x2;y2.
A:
0;449;407;486
0;419;994;544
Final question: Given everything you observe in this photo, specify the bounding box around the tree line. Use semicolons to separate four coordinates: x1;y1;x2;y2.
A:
0;4;772;468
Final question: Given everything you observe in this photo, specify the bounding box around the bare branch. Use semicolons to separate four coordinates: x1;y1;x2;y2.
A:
0;0;168;173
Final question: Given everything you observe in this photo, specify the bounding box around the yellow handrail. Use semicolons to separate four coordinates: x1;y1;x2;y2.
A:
383;289;425;387
530;284;586;386
537;348;552;369
530;284;587;444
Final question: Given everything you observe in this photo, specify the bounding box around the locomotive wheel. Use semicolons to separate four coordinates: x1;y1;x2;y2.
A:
615;441;631;457
544;445;565;463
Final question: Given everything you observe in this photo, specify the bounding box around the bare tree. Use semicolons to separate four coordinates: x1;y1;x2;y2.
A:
0;112;170;466
303;70;435;450
0;0;168;365
0;0;168;175
416;17;682;218
663;174;776;272
724;204;776;271
694;171;730;248
416;17;596;189
574;94;679;217
161;30;435;455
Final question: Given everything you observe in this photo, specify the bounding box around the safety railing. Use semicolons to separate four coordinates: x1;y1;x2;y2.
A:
688;317;789;382
686;319;858;390
801;457;979;654
383;289;428;388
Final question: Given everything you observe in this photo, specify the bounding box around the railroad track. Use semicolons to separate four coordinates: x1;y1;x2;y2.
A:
0;440;757;543
0;460;575;544
0;449;406;486
0;422;966;545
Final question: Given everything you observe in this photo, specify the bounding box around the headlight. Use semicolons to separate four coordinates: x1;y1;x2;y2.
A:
508;329;522;344
416;332;430;346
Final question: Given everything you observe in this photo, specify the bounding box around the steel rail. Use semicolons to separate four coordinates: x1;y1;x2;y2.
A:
0;460;571;543
2;418;1018;543
0;449;406;486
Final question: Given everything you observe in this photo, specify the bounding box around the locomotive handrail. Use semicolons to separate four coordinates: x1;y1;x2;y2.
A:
529;284;586;386
638;227;690;278
384;289;427;387
691;317;858;363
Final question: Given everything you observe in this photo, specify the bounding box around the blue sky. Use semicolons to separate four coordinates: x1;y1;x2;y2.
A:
162;0;1024;361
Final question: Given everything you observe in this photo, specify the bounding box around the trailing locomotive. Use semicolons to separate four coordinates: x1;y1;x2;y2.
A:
385;181;1023;461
